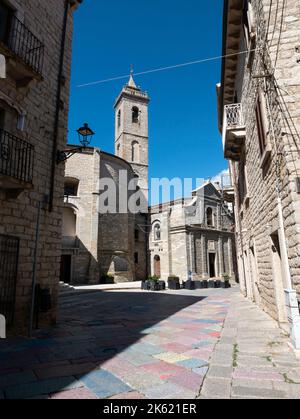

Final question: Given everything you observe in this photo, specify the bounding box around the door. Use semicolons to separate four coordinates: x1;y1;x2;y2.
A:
154;255;161;278
209;253;216;278
60;255;72;284
0;234;19;326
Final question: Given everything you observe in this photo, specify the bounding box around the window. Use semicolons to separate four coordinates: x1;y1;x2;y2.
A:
238;159;248;206
255;93;267;156
0;1;13;44
134;252;139;264
154;223;161;241
131;141;139;162
132;106;139;123
206;207;213;227
117;110;121;128
64;178;79;197
135;229;139;241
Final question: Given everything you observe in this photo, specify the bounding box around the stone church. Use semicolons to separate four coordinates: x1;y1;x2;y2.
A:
61;74;236;284
149;182;236;282
62;74;149;284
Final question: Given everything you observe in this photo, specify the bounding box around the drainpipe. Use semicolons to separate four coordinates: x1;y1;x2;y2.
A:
28;201;42;337
49;0;70;212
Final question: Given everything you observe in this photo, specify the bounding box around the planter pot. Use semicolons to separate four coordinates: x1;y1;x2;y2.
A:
185;280;195;290
141;281;149;290
224;281;231;289
208;280;215;288
158;280;166;291
150;281;160;291
201;280;208;289
194;281;202;289
168;277;180;290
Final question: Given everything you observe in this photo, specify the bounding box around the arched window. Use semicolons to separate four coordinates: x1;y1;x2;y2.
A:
131;141;139;162
132;106;139;123
117;143;121;156
154;223;161;241
206;207;213;227
117;109;121;128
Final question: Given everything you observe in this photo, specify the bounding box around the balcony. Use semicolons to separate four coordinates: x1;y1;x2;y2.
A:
0;16;44;86
0;128;34;197
62;236;80;250
222;104;246;161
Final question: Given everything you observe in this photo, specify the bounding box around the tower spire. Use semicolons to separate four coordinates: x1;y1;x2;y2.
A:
128;64;137;88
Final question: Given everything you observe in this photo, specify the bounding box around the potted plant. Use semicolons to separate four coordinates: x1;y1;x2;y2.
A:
194;280;202;289
215;279;221;288
184;280;196;290
148;275;160;291
201;279;208;289
208;279;215;288
168;275;180;290
222;273;231;289
158;280;166;290
100;273;115;284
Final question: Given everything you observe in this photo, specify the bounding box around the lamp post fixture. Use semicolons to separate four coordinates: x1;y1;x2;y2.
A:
57;123;95;163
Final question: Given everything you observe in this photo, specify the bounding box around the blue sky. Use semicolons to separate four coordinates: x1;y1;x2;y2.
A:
68;0;227;198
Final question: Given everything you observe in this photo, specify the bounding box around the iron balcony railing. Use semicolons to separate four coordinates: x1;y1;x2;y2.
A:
0;234;19;326
0;128;34;184
3;15;44;75
222;103;245;151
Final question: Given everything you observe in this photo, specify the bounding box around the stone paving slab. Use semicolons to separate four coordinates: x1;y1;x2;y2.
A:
1;287;300;399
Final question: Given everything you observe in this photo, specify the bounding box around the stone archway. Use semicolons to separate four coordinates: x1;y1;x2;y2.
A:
154;255;161;278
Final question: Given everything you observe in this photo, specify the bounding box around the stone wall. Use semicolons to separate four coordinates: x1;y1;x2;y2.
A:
0;0;79;332
224;0;300;321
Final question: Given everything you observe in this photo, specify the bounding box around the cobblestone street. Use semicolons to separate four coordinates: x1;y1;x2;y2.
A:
1;286;300;399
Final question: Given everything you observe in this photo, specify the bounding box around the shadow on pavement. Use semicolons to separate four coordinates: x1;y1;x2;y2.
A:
0;290;207;399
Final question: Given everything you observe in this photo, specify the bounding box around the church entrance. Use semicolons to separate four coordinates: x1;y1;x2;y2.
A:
209;253;216;278
154;255;161;278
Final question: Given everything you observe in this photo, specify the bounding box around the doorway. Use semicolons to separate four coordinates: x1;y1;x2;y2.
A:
154;255;161;278
209;253;216;278
60;255;72;284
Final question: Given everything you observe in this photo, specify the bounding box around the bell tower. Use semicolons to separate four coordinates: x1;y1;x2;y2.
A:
114;70;150;207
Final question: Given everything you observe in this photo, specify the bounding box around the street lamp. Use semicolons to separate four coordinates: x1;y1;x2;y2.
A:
57;123;95;163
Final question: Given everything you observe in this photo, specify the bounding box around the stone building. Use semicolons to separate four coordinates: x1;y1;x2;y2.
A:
149;182;236;282
0;0;81;333
218;0;300;346
62;75;149;284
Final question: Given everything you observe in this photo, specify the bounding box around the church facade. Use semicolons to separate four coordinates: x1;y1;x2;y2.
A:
62;74;237;285
149;182;236;282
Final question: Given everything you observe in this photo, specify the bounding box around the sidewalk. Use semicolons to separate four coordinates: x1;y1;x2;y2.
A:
199;289;300;399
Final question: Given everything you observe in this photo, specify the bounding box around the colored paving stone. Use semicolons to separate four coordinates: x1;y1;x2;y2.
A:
177;358;209;369
51;387;98;399
2;287;298;399
5;377;84;399
153;352;190;364
168;370;204;392
79;369;132;398
109;391;146;399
